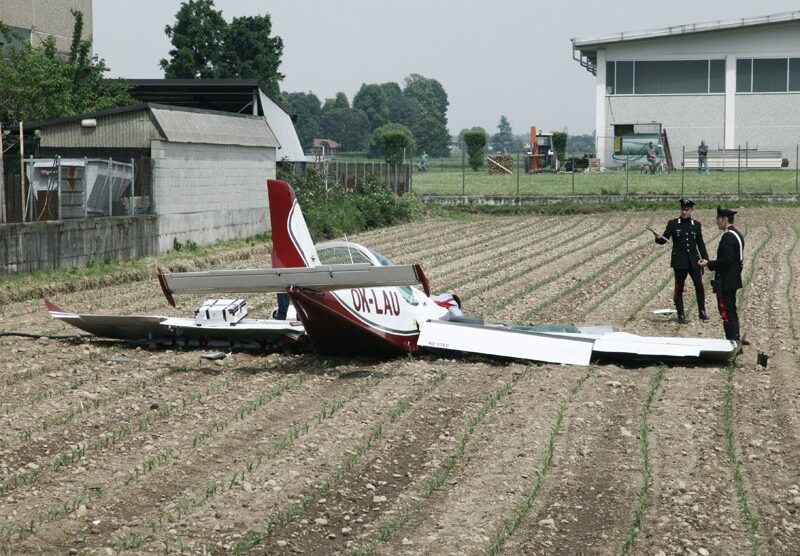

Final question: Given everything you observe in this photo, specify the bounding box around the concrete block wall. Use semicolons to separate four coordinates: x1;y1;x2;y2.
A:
0;215;158;274
151;141;275;251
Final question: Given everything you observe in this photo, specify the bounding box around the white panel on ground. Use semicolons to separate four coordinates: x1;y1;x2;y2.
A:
417;320;595;366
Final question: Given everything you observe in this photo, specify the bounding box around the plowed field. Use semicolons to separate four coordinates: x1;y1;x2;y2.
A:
1;207;799;555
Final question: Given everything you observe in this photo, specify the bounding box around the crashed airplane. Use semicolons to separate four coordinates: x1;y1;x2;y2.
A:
46;179;737;365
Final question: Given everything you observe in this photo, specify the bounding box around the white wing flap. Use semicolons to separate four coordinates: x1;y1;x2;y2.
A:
417;320;594;366
161;264;423;295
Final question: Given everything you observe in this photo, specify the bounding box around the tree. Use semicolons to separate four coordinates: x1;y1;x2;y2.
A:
463;128;487;171
410;115;451;158
160;0;284;94
353;84;389;131
219;14;284;95
322;92;350;112
283;91;321;151
403;74;448;124
160;0;227;78
368;123;415;163
492;115;514;153
551;130;568;163
403;74;450;156
0;12;133;126
320;107;370;151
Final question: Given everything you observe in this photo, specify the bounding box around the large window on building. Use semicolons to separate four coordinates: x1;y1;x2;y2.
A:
606;60;725;95
737;57;800;93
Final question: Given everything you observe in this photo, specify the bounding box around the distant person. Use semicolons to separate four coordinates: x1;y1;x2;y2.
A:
646;141;657;174
699;207;745;344
651;198;710;324
419;151;429;172
698;139;709;175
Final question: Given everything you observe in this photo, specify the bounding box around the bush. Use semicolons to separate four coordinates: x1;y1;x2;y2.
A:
368;123;415;163
463;129;487;171
284;170;420;240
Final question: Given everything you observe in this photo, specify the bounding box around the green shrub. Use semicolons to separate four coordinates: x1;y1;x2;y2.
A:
368;123;416;163
463;129;487;171
284;170;420;240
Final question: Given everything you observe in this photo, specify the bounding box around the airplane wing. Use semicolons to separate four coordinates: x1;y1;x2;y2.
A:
158;263;430;306
417;320;736;365
44;299;305;348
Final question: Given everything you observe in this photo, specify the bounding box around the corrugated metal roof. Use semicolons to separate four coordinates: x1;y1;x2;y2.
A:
572;10;800;49
150;106;279;148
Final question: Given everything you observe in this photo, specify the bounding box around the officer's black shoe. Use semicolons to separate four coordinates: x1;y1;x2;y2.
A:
677;313;687;324
699;310;709;321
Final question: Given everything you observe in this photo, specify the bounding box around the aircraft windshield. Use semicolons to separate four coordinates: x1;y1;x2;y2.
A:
316;246;372;266
368;249;393;266
366;248;417;305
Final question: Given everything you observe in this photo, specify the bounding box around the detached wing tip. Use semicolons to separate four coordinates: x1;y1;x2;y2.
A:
156;266;176;308
44;298;65;313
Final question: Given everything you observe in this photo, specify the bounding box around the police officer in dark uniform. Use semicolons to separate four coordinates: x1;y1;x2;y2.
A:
652;198;710;323
699;207;744;343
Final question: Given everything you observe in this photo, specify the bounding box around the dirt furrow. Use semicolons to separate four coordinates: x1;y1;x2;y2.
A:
165;360;510;555
725;222;800;553
500;367;647;554
12;358;386;553
372;365;588;556
462;216;631;314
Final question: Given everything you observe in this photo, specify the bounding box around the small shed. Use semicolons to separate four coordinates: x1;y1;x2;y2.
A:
29;103;280;251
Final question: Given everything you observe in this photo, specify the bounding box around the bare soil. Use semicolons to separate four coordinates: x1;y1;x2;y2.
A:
1;207;799;555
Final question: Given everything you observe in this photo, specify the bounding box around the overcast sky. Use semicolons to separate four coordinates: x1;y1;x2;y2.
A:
94;0;800;136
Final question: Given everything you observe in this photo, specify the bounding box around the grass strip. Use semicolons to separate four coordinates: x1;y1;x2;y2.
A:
347;367;533;556
618;365;665;555
785;228;800;338
0;235;270;308
229;371;449;555
484;366;595;555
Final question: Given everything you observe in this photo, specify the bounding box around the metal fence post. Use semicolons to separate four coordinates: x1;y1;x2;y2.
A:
796;144;799;194
19;122;25;223
84;157;88;218
737;146;741;195
626;153;629;195
108;158;113;216
130;158;135;216
57;157;62;221
27;154;33;222
516;150;520;197
461;147;465;196
681;145;685;195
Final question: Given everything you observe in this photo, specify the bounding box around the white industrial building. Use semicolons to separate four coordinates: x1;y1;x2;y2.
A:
572;11;800;167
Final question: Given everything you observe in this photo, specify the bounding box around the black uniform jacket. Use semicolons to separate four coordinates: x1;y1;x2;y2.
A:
708;227;744;292
656;217;709;270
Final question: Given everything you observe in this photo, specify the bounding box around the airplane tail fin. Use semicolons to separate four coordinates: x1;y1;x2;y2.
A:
268;179;319;269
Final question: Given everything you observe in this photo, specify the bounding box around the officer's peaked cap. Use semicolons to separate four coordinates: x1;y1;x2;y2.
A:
679;198;694;208
717;206;737;218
